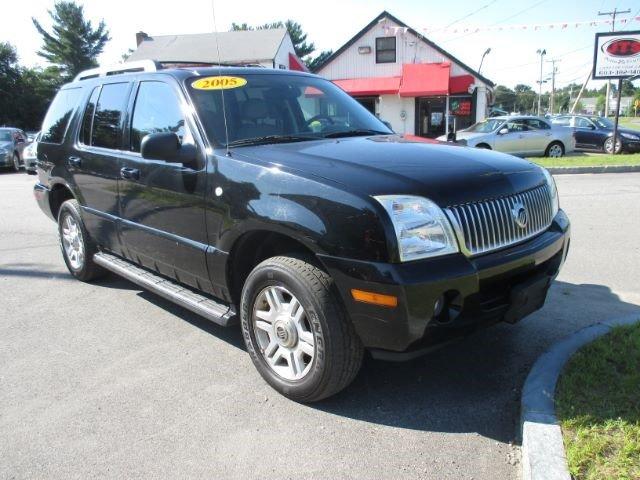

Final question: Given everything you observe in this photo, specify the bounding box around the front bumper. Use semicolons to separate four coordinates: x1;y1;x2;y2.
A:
320;210;570;357
622;139;640;153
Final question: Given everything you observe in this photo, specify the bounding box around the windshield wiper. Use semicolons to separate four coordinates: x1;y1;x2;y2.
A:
227;134;317;148
322;129;389;139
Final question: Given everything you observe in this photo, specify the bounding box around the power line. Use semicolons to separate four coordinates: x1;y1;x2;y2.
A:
441;0;499;31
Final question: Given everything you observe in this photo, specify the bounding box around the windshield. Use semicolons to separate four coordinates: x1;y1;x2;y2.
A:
465;119;504;133
0;131;12;142
187;73;392;146
591;117;614;129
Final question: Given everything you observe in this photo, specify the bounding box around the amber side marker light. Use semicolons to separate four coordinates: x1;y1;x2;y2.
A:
351;289;398;308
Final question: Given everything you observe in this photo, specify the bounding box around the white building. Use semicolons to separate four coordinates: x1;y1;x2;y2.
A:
315;11;495;137
128;29;307;71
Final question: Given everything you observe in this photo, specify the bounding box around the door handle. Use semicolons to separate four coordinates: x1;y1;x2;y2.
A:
68;156;81;168
120;167;140;180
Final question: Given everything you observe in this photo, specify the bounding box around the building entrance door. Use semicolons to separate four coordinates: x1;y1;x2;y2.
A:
417;97;446;138
355;97;377;115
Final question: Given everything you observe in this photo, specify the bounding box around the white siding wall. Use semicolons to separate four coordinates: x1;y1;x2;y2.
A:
317;17;479;83
274;34;296;69
378;95;415;135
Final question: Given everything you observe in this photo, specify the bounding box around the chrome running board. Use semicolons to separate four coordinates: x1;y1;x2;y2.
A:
93;252;237;327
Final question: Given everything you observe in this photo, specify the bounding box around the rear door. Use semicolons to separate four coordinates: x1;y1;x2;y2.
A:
70;82;132;255
117;78;212;293
524;118;553;154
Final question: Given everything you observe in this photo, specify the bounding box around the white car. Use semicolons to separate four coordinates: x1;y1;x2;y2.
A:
438;116;575;157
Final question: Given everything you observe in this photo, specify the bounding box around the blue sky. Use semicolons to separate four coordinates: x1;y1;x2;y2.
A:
3;0;639;90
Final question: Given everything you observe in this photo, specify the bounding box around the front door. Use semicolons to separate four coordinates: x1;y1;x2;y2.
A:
494;119;529;154
417;97;446;138
355;97;377;115
118;79;212;293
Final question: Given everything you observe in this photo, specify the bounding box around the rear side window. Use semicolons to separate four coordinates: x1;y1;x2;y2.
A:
91;82;130;149
80;87;100;145
525;119;551;130
130;81;185;152
40;88;82;144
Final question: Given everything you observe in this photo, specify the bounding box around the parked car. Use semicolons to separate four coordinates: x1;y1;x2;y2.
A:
551;115;640;154
26;131;39;142
0;127;29;171
439;116;575;157
22;131;40;174
33;63;570;401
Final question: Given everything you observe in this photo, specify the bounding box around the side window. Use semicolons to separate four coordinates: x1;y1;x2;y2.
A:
375;37;396;63
575;117;593;129
80;87;100;145
506;120;528;132
130;81;186;152
92;82;130;149
526;119;550;130
553;116;570;126
40;88;82;144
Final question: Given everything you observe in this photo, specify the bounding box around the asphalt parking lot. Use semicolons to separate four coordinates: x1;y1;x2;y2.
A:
1;172;639;480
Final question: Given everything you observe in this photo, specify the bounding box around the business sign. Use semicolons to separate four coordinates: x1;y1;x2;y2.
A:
451;99;472;116
593;30;640;79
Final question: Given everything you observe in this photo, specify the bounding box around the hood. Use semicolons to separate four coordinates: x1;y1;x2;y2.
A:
619;128;640;137
0;141;12;150
232;135;545;206
453;130;493;141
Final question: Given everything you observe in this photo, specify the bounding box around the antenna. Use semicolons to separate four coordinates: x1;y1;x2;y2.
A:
211;0;231;155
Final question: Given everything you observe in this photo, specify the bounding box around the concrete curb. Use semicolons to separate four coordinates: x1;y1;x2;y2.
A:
520;314;640;480
547;165;640;175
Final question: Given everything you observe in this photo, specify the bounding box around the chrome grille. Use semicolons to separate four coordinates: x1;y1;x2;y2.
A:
445;184;553;256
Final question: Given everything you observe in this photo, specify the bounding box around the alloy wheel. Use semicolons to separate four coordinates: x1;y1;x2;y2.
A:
61;214;84;270
604;138;621;154
548;144;563;158
252;285;315;381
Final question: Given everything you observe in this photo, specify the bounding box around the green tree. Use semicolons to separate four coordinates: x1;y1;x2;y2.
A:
231;19;327;67
621;79;637;97
32;1;110;79
307;50;333;72
596;94;606;114
0;42;21;127
493;85;516;111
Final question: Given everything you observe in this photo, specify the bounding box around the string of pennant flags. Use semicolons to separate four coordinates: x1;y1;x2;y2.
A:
380;16;640;36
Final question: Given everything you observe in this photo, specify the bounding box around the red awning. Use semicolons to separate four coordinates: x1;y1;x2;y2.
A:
288;53;307;72
399;63;450;97
450;74;475;94
333;77;401;96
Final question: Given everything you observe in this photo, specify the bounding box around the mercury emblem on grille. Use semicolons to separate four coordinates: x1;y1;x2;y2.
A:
512;201;528;229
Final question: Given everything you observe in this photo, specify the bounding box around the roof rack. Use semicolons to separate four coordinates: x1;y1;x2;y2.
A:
73;60;160;82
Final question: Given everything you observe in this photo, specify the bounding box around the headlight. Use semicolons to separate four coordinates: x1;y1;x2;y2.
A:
0;148;7;155
620;132;639;141
541;168;559;217
374;195;459;261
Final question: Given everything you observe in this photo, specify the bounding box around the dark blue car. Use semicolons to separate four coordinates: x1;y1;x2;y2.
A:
552;115;640;154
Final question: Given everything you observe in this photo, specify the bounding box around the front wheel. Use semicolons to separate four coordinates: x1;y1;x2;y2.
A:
545;141;564;158
604;137;622;154
240;256;364;402
12;153;20;172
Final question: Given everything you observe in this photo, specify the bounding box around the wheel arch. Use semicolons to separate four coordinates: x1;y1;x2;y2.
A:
476;143;492;149
49;182;76;220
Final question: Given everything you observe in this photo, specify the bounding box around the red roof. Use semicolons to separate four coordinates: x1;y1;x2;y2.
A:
449;74;475;94
288;53;307;72
399;63;450;97
333;77;401;96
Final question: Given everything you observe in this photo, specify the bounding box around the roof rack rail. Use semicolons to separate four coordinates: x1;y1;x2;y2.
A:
73;60;160;82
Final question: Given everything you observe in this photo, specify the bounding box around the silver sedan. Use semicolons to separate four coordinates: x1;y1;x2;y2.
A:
438;116;575;157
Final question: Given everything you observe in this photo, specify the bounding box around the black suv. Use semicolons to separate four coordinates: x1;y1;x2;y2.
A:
33;63;570;401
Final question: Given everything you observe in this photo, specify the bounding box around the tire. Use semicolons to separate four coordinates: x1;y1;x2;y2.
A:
12;153;20;172
545;141;564;158
604;137;622;154
57;199;106;282
240;255;364;402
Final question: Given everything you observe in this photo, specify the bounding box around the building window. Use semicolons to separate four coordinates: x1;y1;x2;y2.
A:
376;37;396;63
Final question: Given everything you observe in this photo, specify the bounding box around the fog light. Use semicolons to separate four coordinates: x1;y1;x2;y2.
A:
433;295;445;316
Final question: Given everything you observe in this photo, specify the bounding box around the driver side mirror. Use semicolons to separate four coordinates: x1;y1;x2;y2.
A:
498;128;509;135
141;132;198;168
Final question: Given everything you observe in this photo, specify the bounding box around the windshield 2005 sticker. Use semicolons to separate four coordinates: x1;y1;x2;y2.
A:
191;76;247;90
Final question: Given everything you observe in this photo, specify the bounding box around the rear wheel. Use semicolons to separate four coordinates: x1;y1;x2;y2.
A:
57;199;106;282
545;141;564;158
604;137;622;154
240;255;364;402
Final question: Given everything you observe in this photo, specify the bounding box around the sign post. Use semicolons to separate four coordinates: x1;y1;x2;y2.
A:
593;30;640;154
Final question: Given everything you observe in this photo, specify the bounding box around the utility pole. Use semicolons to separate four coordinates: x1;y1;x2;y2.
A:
536;48;546;115
598;8;631;117
547;59;560;114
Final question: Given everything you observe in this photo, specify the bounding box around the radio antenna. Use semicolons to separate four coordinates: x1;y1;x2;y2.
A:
211;0;231;155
